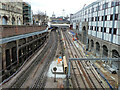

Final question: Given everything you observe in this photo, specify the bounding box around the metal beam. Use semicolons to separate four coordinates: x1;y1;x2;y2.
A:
69;58;120;61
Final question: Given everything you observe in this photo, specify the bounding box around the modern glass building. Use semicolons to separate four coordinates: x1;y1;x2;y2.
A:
70;0;120;70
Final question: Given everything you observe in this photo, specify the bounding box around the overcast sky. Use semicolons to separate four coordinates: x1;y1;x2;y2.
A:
24;0;96;17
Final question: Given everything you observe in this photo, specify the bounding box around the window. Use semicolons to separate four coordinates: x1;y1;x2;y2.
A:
102;16;104;21
102;4;105;9
88;10;90;14
90;26;93;30
85;11;87;15
113;28;117;34
111;2;115;7
95;17;97;21
95;27;96;31
101;27;103;32
112;1;119;7
110;15;113;20
95;17;99;21
104;28;106;33
115;14;118;20
91;17;94;21
2;3;6;10
105;3;108;9
97;27;99;31
96;6;100;11
105;15;107;21
98;17;99;21
109;28;112;34
103;3;108;9
116;2;119;6
92;8;94;13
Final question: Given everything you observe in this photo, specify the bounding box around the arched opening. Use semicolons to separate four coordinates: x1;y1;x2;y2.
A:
12;17;15;25
96;42;100;55
86;39;89;51
112;50;120;58
112;50;120;70
18;18;21;25
91;40;94;51
102;45;108;57
2;16;8;25
83;26;87;44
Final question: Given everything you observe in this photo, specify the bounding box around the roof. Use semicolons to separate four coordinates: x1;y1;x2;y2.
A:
0;29;48;44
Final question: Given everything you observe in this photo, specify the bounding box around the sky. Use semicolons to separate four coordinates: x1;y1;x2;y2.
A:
24;0;96;17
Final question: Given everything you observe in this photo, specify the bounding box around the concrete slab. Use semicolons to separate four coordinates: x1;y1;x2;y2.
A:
47;60;66;78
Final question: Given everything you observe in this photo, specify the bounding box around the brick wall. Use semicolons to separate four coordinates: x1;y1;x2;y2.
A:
0;25;47;38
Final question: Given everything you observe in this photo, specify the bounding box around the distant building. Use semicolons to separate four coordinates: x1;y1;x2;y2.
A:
33;14;48;25
0;1;23;25
23;2;31;25
50;12;70;24
50;16;70;24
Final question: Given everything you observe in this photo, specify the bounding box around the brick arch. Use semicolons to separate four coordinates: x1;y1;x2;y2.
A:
102;45;108;57
96;42;100;54
112;49;120;58
91;39;94;50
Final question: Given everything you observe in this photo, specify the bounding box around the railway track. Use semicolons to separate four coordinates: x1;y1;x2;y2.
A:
67;31;105;89
63;30;105;89
31;31;58;89
63;32;87;89
10;31;57;88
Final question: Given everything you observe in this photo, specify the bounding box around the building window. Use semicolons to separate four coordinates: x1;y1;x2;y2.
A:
110;15;113;20
91;17;94;21
109;28;112;34
92;8;94;13
97;27;99;31
2;3;6;10
96;5;100;11
95;17;97;21
103;3;108;9
116;2;119;6
102;16;104;21
115;14;118;20
85;11;87;15
95;17;99;21
111;2;115;7
95;27;96;31
105;3;108;9
90;26;93;30
113;28;117;35
104;28;106;33
101;27;103;32
98;17;99;21
111;1;119;7
88;10;90;14
105;15;107;21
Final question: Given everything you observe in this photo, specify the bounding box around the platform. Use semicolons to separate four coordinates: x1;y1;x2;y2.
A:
47;59;66;78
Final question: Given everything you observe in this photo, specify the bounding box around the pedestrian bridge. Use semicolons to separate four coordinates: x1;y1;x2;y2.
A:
50;24;70;29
